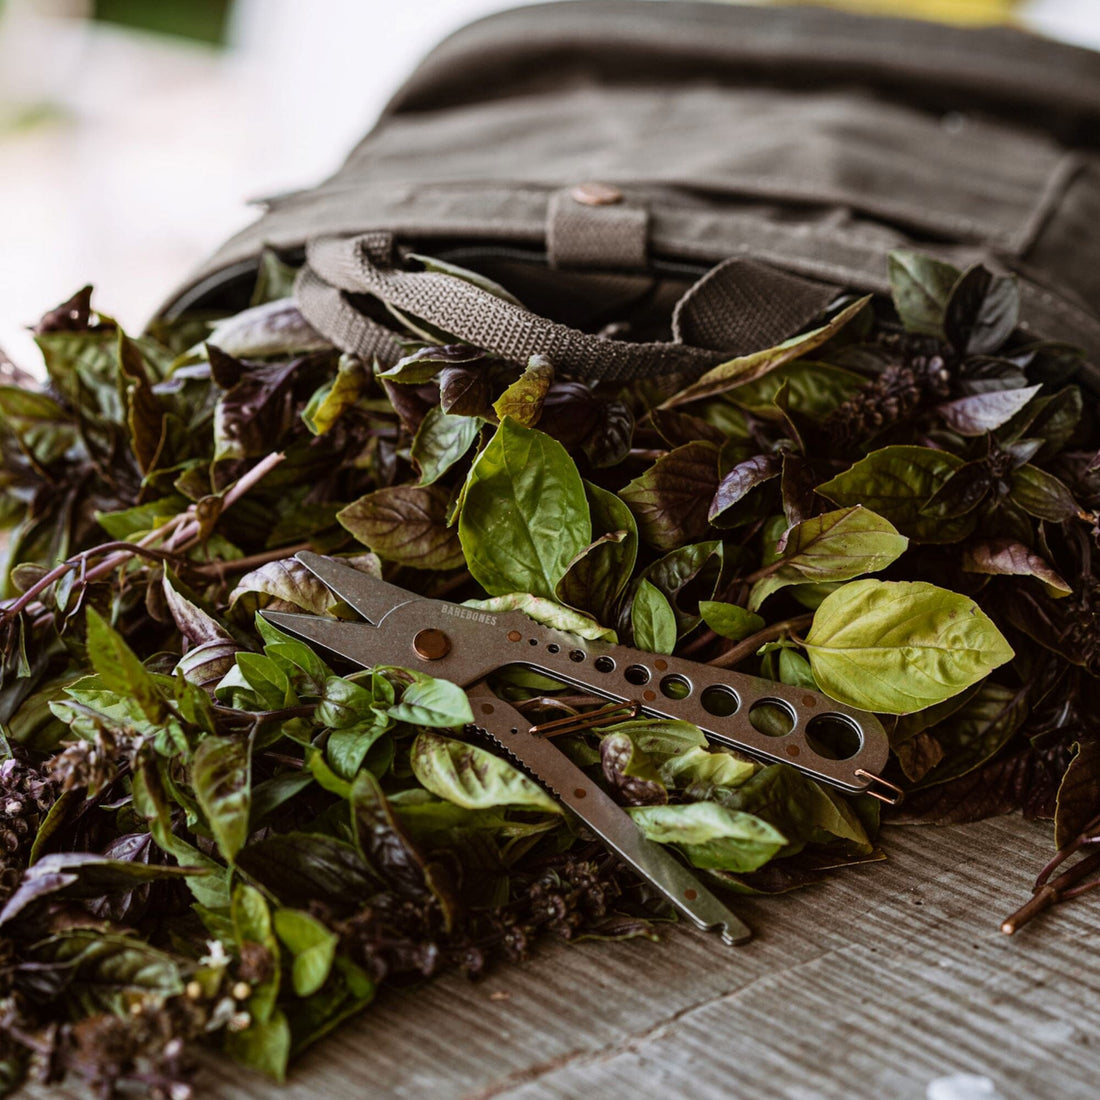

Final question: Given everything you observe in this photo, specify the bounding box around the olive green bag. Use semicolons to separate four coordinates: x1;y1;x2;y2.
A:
156;0;1100;382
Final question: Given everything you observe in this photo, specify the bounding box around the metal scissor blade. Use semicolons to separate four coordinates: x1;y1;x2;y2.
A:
466;686;752;946
294;551;422;625
259;610;387;669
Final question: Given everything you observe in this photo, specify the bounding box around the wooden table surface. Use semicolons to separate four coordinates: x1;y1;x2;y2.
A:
27;814;1098;1100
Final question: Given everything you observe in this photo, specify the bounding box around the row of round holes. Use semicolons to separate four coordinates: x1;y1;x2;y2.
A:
518;635;862;760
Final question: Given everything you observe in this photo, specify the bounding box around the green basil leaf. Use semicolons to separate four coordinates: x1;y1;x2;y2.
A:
463;593;616;642
410;731;561;814
887;250;960;337
338;485;465;571
492;355;554;426
318;675;377;729
627;802;786;872
698;600;764;642
231;883;280;1024
302;354;367;435
725;361;865;417
85;607;166;723
192;735;251;863
749;506;908;611
916;681;1029;788
1008;464;1080;522
411;407;481;485
659;745;756;790
599;718;708;761
96;496;185;541
659;297;870;409
816;445;974;543
226;1009;291;1082
555;480;638;624
386;673;474;728
714;764;871;852
803;578;1014;714
631;579;677;655
458;417;590;598
274;908;339;997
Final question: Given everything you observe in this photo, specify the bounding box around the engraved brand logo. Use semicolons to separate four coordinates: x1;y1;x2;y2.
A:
440;605;498;626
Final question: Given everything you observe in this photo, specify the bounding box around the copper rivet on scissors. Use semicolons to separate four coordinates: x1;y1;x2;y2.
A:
507;630;522;642
413;628;451;660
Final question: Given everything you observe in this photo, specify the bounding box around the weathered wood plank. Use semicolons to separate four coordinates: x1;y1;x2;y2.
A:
20;816;1099;1099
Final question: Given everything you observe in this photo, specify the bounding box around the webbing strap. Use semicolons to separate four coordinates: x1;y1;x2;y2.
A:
298;232;839;380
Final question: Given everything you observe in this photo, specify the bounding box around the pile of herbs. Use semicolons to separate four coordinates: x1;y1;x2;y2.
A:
1;250;1099;1097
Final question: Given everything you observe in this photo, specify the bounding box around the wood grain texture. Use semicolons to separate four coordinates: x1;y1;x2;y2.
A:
20;815;1100;1100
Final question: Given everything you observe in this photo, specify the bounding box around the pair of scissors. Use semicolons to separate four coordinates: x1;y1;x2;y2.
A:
262;552;901;946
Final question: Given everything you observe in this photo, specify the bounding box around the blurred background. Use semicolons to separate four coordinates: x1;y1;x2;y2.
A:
1;0;1098;371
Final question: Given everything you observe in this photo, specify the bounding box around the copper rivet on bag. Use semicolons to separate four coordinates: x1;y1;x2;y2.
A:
570;181;622;206
413;628;451;660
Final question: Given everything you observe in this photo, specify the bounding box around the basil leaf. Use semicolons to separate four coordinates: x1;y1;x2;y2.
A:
411;407;481;485
659;297;870;409
631;579;677;655
85;607;166;723
492;355;554;426
458;417;590;598
301;355;367;436
192;735;251;863
888;250;960;337
816;445;974;543
386;673;474;728
659;746;756;790
627;802;786;872
555;480;638;624
961;538;1072;597
231;884;280;1025
274;908;339;997
226;1010;291;1082
410;731;561;814
338;485;464;571
600;718;707;761
464;593;616;642
698;600;764;642
916;681;1029;788
937;384;1041;436
749;505;908;611
1008;464;1080;522
621;441;719;550
803;579;1014;714
944;265;1020;355
600;732;667;805
708;454;782;528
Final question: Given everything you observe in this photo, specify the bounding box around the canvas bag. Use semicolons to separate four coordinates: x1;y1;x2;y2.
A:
155;0;1100;383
